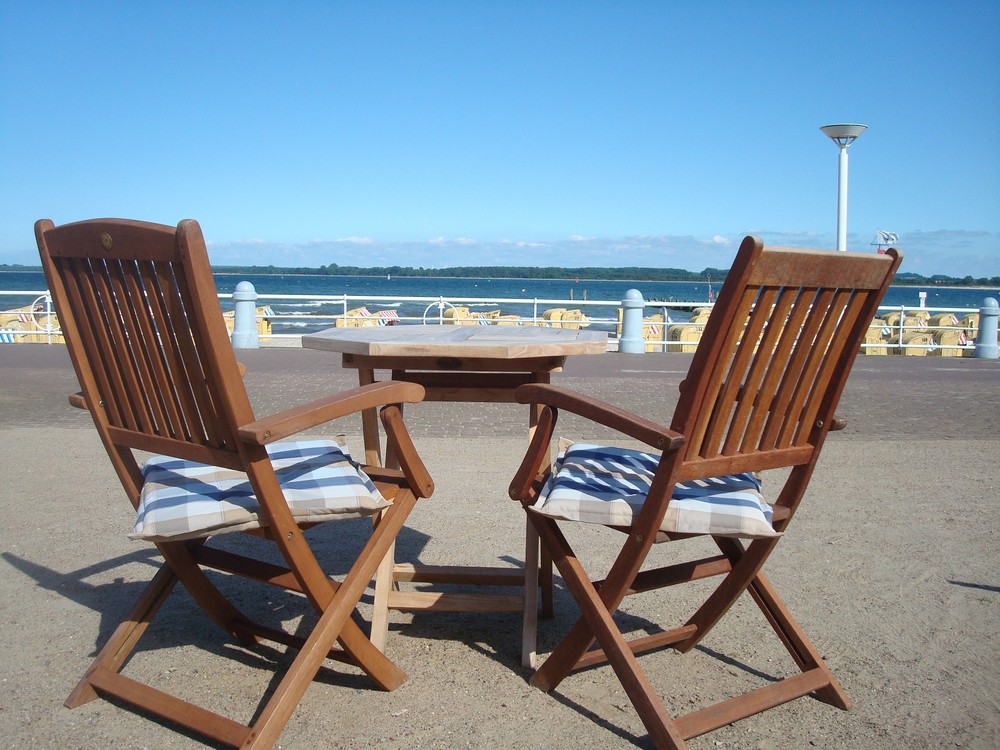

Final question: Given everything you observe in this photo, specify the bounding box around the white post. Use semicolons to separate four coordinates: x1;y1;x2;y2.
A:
820;124;867;252
619;289;646;354
231;281;260;349
836;145;849;253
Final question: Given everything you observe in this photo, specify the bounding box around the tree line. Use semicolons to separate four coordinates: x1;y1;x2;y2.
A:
2;262;998;286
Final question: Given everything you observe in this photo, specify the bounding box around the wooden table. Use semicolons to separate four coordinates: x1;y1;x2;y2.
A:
302;325;608;666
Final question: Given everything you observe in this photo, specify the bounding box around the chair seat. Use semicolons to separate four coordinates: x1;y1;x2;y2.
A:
131;439;390;541
533;443;778;538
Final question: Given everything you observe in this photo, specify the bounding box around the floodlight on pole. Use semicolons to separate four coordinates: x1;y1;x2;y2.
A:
820;123;867;251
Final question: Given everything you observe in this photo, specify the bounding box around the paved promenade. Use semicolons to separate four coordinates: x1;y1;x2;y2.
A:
2;344;998;749
5;343;999;439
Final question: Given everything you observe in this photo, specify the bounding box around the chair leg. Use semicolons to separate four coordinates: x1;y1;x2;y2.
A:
746;572;851;709
158;542;261;645
684;537;850;710
529;509;660;693
242;579;393;749
69;489;417;750
677;536;777;653
527;516;597;691
66;563;178;708
528;514;688;749
241;490;418;749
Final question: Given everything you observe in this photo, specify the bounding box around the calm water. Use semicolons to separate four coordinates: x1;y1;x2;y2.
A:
4;270;997;335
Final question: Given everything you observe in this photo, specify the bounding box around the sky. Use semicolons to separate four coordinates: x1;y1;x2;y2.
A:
1;1;998;276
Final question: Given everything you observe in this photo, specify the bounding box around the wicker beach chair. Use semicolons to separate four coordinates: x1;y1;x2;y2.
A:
509;236;901;748
35;218;434;749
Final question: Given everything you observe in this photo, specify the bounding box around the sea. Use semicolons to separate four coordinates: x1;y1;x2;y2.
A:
3;270;997;336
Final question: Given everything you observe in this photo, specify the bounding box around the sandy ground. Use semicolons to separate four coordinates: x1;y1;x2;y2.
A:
1;348;998;749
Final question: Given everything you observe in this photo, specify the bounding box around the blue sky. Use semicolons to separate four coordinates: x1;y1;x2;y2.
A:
2;1;998;276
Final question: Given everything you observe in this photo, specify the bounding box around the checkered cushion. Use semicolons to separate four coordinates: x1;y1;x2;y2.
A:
130;439;389;541
534;443;778;539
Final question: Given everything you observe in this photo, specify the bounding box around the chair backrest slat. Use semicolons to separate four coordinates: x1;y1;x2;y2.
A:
167;260;229;444
127;260;185;438
140;259;209;442
672;238;901;487
775;289;850;449
36;219;254;468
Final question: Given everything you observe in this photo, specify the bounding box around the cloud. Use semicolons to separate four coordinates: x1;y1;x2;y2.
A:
429;236;479;246
500;239;548;248
334;236;375;245
711;235;731;245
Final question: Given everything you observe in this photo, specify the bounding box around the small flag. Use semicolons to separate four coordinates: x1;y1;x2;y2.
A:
873;229;899;246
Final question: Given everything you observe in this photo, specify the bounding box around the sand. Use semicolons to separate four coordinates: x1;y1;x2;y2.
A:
1;347;998;749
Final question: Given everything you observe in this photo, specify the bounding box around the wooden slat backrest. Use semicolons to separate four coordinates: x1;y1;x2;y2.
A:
671;237;901;484
36;218;253;472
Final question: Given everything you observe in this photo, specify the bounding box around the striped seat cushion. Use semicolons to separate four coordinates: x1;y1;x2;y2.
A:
534;443;778;539
130;439;389;541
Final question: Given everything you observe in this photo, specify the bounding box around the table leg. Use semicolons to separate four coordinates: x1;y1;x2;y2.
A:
541;544;554;618
370;517;394;652
358;366;382;467
525;378;555;665
357;365;393;649
522;522;539;668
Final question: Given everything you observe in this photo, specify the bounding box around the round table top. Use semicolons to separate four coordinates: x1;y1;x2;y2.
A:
302;324;608;360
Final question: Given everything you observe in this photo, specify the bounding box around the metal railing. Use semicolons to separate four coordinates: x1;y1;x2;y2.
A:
3;287;996;357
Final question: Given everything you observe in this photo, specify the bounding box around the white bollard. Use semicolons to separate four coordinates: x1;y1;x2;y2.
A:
619;289;646;354
973;297;998;359
231;281;260;349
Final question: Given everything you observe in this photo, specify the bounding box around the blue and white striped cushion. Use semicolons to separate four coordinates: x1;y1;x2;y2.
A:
130;439;389;541
534;443;778;539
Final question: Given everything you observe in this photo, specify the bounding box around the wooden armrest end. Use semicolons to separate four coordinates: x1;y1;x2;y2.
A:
515;383;684;452
238;381;426;444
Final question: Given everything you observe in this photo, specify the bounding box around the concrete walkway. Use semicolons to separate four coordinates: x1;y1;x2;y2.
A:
2;344;998;749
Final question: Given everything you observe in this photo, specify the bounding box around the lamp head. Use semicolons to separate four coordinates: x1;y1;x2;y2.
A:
820;123;868;148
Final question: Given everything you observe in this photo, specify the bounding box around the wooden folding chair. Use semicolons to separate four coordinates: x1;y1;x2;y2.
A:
36;218;434;749
509;236;901;748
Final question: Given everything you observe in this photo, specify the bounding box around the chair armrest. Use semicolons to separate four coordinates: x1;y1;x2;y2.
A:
514;383;684;452
509;383;684;504
237;381;426;444
380;404;435;498
68;392;89;411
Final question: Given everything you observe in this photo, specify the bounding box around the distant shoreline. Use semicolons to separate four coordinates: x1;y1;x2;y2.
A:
1;268;998;291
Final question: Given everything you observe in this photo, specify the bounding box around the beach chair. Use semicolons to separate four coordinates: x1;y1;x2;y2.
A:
509;236;901;748
35;218;434;749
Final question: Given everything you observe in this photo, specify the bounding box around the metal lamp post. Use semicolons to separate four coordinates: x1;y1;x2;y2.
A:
820;123;867;251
